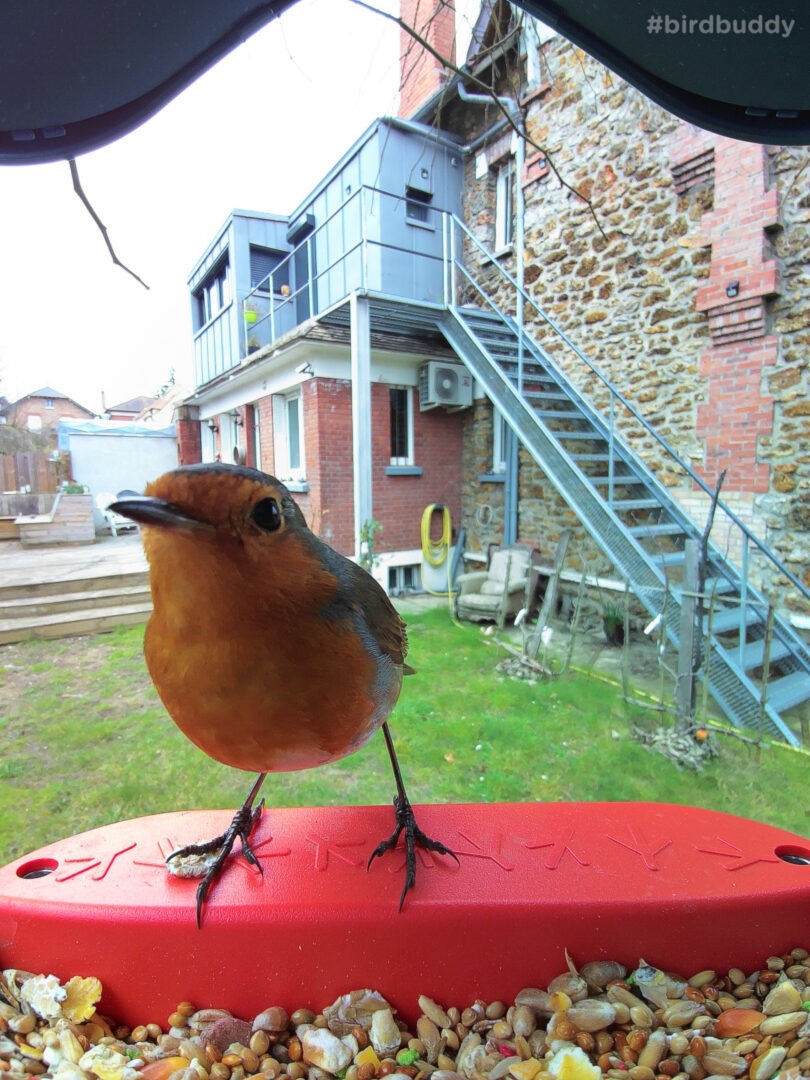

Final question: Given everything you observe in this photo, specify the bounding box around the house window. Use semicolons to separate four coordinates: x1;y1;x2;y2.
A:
273;392;305;482
250;246;290;295
389;387;413;466
194;258;230;329
494;159;515;250
27;415;42;431
44;398;55;409
493;407;508;473
405;186;432;225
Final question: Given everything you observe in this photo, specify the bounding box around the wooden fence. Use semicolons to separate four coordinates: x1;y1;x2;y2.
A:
0;451;63;494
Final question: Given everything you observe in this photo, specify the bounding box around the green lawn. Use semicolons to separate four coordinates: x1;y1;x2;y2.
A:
0;608;807;866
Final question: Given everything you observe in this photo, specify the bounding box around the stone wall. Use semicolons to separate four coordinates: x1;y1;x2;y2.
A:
452;31;809;616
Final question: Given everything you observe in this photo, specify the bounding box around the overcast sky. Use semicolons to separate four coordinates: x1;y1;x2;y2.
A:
0;0;410;413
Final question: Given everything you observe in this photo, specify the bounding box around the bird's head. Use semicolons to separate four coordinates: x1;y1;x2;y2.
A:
109;463;309;544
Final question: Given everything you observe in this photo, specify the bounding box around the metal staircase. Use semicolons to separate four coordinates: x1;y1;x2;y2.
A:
434;222;810;746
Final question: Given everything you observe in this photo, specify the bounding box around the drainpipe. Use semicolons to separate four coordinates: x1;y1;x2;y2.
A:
456;83;526;547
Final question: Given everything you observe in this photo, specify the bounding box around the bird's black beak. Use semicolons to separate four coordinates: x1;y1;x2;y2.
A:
108;496;212;533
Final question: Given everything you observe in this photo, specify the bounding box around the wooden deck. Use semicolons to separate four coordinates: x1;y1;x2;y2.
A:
0;532;151;644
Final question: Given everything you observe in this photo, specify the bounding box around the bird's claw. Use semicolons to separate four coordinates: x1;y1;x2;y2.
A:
166;799;265;926
368;794;458;910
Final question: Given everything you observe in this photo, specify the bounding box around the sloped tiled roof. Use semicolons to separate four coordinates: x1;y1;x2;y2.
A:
107;394;159;414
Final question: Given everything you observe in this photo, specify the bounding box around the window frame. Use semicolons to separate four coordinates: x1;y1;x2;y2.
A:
494;158;515;251
389;386;414;467
194;256;230;330
492;406;508;474
405;185;433;227
273;391;305;483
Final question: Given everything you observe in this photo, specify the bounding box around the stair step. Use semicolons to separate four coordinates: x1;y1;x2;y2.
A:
611;498;662;511
551;429;604;441
2;584;151;618
728;637;792;671
535;409;594;421
629;522;686;538
767;671;810;712
0;570;149;601
706;606;760;635
523;390;568;402
652;550;687;566
589;474;646;488
0;601;153;645
704;576;739;597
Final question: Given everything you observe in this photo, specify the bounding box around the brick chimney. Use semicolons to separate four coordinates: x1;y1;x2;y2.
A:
398;0;456;118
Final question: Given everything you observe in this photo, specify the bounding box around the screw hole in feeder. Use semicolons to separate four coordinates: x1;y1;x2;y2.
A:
776;845;810;865
16;858;58;879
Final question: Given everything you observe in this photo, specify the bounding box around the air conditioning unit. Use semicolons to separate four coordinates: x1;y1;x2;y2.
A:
418;361;473;411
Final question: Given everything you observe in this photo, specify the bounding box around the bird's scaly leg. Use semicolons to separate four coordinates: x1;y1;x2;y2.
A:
166;771;267;927
367;723;458;909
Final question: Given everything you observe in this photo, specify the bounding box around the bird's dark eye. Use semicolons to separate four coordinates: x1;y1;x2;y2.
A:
250;497;282;532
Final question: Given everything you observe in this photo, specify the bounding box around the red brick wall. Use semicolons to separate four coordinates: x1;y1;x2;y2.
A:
671;129;781;494
303;378;355;549
10;397;93;430
176;413;202;465
257;398;275;475
371;383;463;554
251;378;463;558
399;0;456;119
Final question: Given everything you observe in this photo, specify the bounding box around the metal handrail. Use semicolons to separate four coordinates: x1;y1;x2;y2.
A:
449;212;809;603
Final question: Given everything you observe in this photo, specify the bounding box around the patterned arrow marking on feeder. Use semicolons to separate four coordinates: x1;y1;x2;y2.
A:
523;828;590;870
133;834;291;871
694;836;782;872
56;843;137;882
453;830;515;872
305;833;367;872
604;825;673;871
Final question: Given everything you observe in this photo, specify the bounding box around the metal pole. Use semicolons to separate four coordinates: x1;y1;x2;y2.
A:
350;293;373;561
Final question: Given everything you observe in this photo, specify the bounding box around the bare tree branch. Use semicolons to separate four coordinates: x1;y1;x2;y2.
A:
349;0;607;237
68;159;150;290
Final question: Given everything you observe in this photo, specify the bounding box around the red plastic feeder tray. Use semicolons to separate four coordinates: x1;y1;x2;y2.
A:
1;801;809;1025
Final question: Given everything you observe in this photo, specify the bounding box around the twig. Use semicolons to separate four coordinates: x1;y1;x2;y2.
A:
68;159;150;290
348;0;607;238
708;725;763;746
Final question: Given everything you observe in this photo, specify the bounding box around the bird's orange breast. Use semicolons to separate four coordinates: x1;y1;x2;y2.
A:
142;525;400;773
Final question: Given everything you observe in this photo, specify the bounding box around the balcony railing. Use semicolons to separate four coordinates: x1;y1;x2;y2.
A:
240;186;448;355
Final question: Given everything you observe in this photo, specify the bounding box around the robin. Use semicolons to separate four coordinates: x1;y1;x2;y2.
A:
110;463;456;924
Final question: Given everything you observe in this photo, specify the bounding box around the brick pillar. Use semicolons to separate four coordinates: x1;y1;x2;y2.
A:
671;127;780;493
174;404;202;466
398;0;455;118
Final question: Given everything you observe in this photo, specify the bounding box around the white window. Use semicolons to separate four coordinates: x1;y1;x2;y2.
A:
493;406;508;473
44;398;55;409
273;392;305;482
389;387;414;466
494;159;515;250
27;414;42;431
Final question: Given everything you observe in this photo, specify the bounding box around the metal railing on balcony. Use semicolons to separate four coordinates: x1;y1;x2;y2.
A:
239;186;448;356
